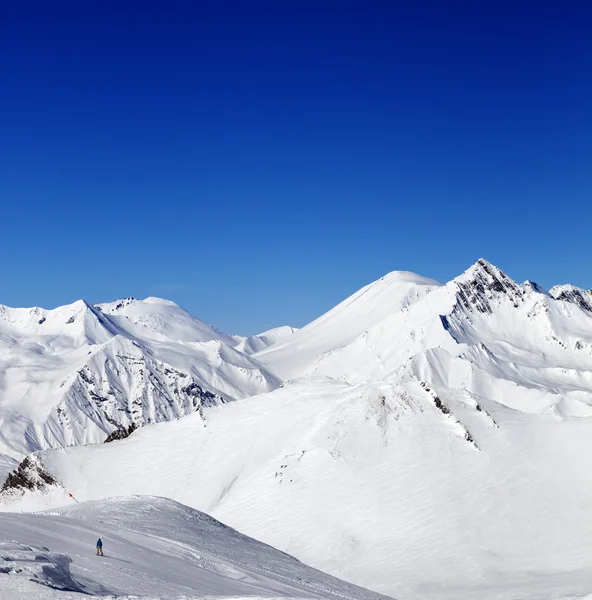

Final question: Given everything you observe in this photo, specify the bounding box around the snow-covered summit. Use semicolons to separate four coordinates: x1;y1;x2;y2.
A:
3;259;591;462
142;296;181;305
550;284;592;312
254;268;442;379
0;296;279;458
449;258;527;313
95;296;234;344
253;259;592;417
0;299;116;343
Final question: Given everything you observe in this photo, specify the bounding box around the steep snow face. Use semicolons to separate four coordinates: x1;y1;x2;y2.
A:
413;261;592;417
254;271;442;380
0;495;388;600
0;298;280;458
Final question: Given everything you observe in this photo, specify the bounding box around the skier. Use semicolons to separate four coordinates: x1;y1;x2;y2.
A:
96;537;103;556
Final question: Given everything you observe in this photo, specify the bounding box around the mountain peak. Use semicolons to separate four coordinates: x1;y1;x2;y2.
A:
142;297;180;307
94;297;138;313
376;270;442;287
456;258;510;284
95;297;180;315
451;259;524;314
522;280;549;295
550;284;592;312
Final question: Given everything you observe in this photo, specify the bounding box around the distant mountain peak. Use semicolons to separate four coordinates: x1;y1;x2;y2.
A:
94;297;137;313
522;280;548;295
456;258;511;284
95;297;181;315
376;270;442;287
451;259;524;314
142;297;180;306
0;294;282;458
550;284;592;312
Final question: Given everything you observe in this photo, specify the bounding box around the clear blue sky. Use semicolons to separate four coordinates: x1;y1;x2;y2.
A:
1;1;590;335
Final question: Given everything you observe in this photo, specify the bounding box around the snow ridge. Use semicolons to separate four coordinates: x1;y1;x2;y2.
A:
0;298;279;458
2;259;592;600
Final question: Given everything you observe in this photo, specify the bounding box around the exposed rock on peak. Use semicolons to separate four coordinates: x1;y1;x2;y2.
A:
0;455;59;496
452;259;524;314
522;280;548;295
104;422;139;443
0;296;282;458
94;297;137;313
550;285;592;313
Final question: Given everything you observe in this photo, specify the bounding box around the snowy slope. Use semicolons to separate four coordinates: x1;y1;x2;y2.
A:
7;376;592;600
3;259;592;599
0;298;279;458
256;259;592;417
0;495;389;600
96;296;236;345
253;271;441;380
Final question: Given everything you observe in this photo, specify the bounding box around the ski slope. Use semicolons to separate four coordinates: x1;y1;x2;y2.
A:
0;495;388;600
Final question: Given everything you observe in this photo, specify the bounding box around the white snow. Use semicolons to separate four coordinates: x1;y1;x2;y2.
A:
0;454;17;485
0;297;279;458
233;327;298;355
5;375;592;599
3;259;592;600
253;271;441;380
0;495;387;600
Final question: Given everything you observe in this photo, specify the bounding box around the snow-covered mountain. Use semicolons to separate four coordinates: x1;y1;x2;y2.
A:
255;259;592;409
0;495;388;600
0;297;280;458
253;270;440;379
3;259;592;599
254;259;592;418
11;375;592;600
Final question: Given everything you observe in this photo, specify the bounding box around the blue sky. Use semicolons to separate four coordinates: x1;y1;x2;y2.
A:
1;1;590;334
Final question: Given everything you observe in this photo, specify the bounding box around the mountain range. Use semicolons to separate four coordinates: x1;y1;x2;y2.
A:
2;259;592;600
0;296;293;459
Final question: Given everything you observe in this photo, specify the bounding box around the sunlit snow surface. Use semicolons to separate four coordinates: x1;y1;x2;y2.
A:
3;259;592;599
0;496;388;600
0;297;286;457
